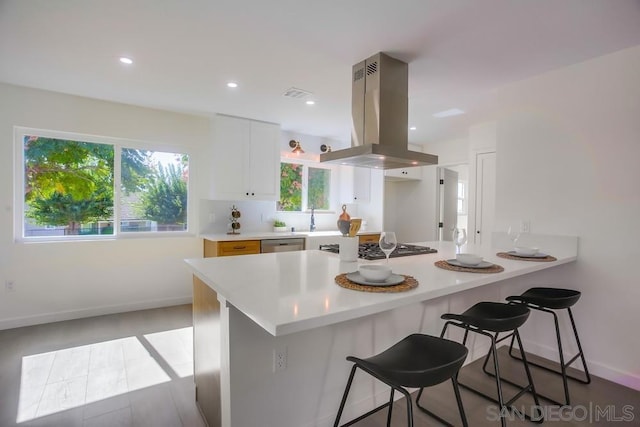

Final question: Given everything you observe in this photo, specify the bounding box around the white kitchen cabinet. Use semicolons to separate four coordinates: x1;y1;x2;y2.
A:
353;167;371;202
339;166;371;203
384;144;423;181
210;115;280;201
384;166;422;181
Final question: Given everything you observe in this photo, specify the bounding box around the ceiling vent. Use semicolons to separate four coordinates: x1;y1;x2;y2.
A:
283;87;313;99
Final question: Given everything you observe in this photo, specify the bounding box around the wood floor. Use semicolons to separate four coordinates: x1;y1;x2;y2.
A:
1;305;638;426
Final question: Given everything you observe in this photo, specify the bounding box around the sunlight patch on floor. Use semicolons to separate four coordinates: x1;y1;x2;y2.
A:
144;326;194;378
16;327;194;423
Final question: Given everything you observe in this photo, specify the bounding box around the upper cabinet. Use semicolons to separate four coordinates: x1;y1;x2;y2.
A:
384;166;422;181
340;165;371;203
383;144;423;181
210;115;280;201
353;167;371;202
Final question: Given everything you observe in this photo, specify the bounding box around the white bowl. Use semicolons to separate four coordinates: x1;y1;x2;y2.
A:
514;246;539;256
359;264;392;282
456;253;483;266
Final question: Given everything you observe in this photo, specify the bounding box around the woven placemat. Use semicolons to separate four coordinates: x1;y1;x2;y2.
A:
496;252;557;262
434;260;504;273
335;273;418;293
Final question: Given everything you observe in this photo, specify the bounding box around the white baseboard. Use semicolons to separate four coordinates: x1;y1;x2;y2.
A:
0;295;192;331
521;338;640;392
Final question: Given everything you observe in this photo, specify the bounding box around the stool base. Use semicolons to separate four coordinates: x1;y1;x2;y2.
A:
442;321;544;427
508;305;591;406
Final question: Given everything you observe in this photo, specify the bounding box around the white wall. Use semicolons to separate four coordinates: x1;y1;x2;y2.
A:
482;45;640;389
0;83;209;329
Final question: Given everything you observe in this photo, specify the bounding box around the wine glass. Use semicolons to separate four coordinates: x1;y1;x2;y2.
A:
379;231;397;264
507;226;520;249
452;228;467;254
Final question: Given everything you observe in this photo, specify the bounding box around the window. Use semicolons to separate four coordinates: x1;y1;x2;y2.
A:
278;161;332;211
457;181;467;214
18;128;189;239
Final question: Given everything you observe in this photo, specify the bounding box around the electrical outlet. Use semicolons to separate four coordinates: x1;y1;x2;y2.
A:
273;347;287;372
5;280;15;292
521;220;531;233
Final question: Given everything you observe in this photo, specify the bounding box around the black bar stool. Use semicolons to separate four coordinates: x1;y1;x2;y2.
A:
506;287;591;406
440;302;543;427
333;333;469;427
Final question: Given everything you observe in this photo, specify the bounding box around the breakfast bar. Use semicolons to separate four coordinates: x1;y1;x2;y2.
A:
185;234;578;427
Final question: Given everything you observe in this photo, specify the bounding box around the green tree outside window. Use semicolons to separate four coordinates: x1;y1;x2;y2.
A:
278;163;302;211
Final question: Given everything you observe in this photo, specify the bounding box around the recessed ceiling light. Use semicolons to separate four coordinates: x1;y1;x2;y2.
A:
433;108;465;118
119;57;133;65
305;100;315;105
409;126;417;130
227;82;238;88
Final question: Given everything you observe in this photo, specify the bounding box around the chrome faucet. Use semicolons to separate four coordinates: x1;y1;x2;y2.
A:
310;206;316;232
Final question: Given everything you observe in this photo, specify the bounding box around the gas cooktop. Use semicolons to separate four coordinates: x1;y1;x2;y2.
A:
319;242;437;260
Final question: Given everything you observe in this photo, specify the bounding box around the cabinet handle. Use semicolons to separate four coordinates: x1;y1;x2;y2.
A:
233;246;247;249
251;192;255;196
245;192;249;196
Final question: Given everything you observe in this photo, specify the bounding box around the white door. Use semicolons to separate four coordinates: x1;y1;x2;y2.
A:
474;152;496;246
439;168;459;241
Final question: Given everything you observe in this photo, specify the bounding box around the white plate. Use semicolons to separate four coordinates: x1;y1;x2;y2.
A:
507;251;549;258
346;272;405;286
446;259;494;269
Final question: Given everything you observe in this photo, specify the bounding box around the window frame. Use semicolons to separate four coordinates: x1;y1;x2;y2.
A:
278;158;337;213
14;126;193;242
457;181;468;215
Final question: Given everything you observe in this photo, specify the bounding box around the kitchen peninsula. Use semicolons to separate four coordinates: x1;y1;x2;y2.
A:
185;234;578;427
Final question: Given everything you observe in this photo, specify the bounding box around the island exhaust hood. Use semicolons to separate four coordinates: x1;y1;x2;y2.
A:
320;52;438;169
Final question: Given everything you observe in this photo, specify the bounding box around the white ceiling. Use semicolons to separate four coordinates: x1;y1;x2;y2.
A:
2;0;640;145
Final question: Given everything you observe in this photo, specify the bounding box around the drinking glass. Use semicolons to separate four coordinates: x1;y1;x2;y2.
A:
452;228;467;254
379;231;397;264
507;226;520;248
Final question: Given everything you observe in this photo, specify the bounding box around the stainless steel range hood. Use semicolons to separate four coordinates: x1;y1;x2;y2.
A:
320;52;437;169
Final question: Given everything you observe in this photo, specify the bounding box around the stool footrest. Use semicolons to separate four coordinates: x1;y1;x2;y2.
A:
457;381;543;423
415;402;457;427
337;401;391;427
509;349;591;384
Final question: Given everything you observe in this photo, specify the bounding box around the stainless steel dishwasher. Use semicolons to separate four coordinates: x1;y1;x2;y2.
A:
260;238;305;253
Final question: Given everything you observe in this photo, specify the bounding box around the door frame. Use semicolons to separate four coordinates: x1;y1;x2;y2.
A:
467;149;496;245
434;162;468;240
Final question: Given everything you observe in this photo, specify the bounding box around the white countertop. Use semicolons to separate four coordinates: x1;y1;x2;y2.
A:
200;230;380;241
185;237;577;336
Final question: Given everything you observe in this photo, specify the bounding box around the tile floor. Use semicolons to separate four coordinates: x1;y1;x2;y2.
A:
0;305;205;427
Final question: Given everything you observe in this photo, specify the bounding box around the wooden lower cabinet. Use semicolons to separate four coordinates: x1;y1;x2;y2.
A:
204;239;260;257
193;275;221;426
358;233;381;244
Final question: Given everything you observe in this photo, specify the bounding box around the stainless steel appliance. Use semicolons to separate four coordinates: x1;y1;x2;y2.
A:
319;242;436;260
261;238;305;253
320;52;438;169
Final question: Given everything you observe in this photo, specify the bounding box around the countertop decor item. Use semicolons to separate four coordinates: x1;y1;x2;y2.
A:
228;205;241;235
337;204;351;236
334;273;418;293
496;252;557;262
434;260;504;273
273;219;287;232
